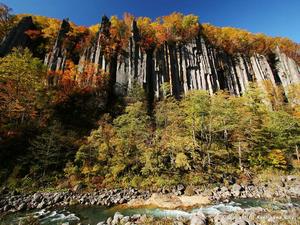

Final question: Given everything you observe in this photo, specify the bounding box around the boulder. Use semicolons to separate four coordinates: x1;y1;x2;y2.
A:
231;184;243;196
190;212;207;225
220;186;228;192
17;203;26;211
112;212;123;224
1;186;9;195
36;200;46;209
131;214;142;220
287;186;300;197
3;204;12;212
106;217;112;225
120;216;130;224
177;184;185;192
287;175;297;182
32;193;42;203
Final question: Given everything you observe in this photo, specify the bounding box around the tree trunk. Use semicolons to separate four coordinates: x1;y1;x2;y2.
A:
192;119;197;148
296;145;299;162
207;152;211;167
238;141;243;171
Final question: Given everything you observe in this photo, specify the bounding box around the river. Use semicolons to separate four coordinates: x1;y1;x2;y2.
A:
1;198;299;225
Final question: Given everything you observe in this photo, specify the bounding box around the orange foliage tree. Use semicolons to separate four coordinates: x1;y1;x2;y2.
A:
136;13;200;50
202;23;300;63
49;60;109;105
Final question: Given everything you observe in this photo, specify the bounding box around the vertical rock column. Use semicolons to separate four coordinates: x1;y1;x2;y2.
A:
44;19;70;72
44;19;70;86
78;18;300;100
275;47;300;95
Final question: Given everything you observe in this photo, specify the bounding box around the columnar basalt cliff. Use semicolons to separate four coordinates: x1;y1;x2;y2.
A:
7;16;299;99
75;17;299;99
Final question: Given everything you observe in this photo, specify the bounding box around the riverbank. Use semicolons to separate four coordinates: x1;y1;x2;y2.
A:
1;199;299;225
1;175;299;214
0;175;300;224
98;207;300;225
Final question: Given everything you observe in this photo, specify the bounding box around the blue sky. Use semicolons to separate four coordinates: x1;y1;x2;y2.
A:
2;0;300;43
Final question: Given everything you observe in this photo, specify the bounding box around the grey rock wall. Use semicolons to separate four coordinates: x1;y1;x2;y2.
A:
46;18;300;98
44;19;70;73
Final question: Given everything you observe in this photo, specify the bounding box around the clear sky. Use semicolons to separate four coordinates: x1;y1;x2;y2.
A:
2;0;300;43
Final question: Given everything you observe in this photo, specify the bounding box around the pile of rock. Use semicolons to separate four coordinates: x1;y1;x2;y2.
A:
96;212;187;225
97;212;147;225
211;207;300;225
211;175;300;202
1;175;299;215
97;207;300;225
156;184;186;195
0;188;150;213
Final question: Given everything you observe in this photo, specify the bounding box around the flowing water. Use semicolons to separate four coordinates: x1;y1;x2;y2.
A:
1;199;299;225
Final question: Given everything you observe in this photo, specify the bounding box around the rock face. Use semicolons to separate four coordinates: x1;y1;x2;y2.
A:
44;19;70;86
73;17;300;99
78;15;111;74
3;16;299;99
0;16;35;56
44;19;70;72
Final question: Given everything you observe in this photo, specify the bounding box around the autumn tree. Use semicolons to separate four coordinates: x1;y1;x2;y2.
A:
202;23;300;63
155;97;186;173
180;90;210;168
136;17;157;50
110;102;150;184
259;110;300;168
75;114;115;184
161;13;199;43
0;48;46;130
75;102;151;187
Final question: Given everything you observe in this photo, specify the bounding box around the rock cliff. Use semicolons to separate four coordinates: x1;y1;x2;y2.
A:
4;16;300;99
44;18;70;72
75;17;300;99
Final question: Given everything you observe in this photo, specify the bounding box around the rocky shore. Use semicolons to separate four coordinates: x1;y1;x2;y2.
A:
0;175;299;224
0;188;151;213
97;207;300;225
211;175;300;202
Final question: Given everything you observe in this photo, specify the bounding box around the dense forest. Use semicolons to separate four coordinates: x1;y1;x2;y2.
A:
0;3;300;191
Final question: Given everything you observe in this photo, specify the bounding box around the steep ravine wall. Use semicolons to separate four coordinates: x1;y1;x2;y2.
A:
6;16;298;99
